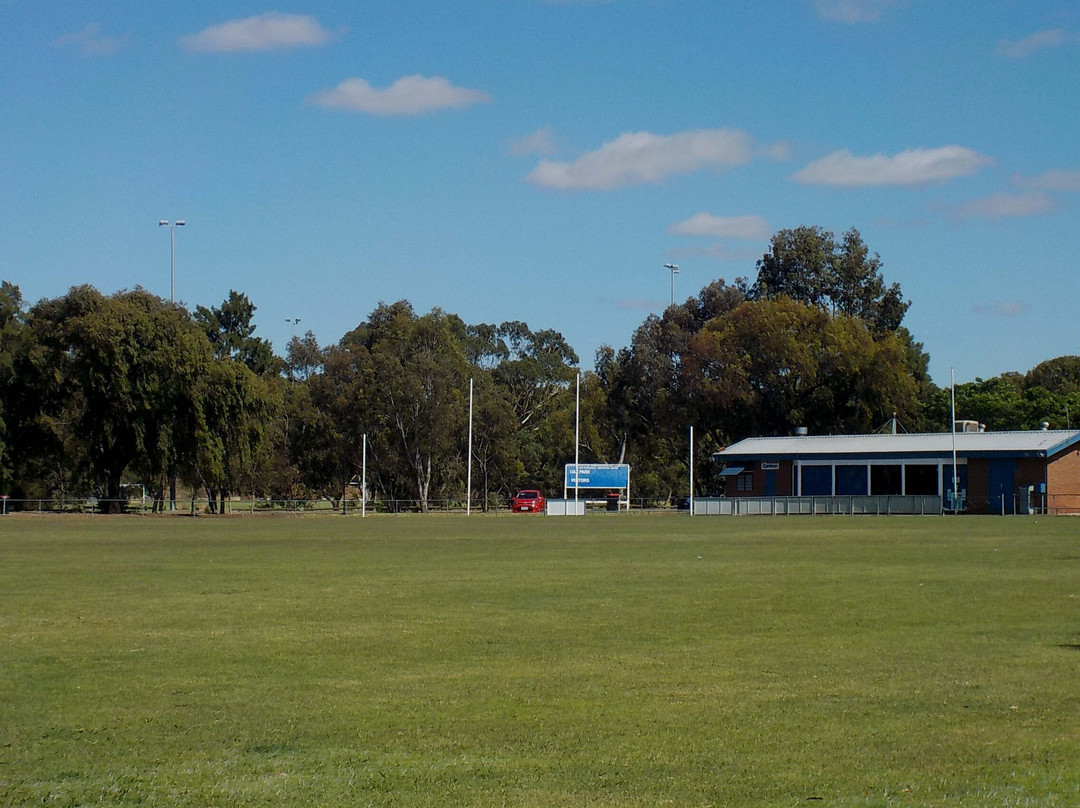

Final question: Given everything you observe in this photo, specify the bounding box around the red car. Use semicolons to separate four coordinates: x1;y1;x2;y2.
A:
511;489;546;513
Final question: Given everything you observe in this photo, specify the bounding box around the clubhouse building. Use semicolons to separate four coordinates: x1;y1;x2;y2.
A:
711;427;1080;515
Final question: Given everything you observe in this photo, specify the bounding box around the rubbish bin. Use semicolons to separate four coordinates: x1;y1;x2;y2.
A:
606;492;620;511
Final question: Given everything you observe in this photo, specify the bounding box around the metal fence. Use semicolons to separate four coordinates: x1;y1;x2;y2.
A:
0;498;407;515
0;496;692;516
0;497;666;515
692;495;943;516
0;498;485;515
692;494;1080;516
2;494;1077;516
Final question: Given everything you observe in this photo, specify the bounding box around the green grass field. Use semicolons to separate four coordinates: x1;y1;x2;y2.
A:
2;513;1078;807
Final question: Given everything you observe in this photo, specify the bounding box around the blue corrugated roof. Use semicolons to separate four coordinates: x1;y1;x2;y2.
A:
714;430;1080;461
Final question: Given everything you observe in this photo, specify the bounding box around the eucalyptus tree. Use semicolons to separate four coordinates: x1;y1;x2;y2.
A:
286;330;324;382
751;226;909;332
1025;356;1080;396
595;224;928;499
466;372;522;509
682;297;921;440
478;321;580;497
194;290;281;376
21;286;211;510
283;335;374;505
593;278;747;499
195;358;281;512
0;282;26;492
345;301;470;510
1023;356;1080;429
488;321;578;429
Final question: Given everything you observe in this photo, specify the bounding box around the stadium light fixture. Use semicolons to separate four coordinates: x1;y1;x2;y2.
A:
159;219;186;302
663;263;679;305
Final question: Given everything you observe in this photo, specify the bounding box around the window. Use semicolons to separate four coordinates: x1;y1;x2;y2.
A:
870;465;902;495
735;472;754;492
801;465;832;496
905;465;939;496
835;465;868;496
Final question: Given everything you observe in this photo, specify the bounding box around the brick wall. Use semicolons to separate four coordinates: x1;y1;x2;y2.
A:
723;460;794;497
1047;447;1080;514
966;459;990;513
776;461;794;496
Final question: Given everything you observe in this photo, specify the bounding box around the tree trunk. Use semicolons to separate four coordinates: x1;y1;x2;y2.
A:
100;467;125;514
153;476;166;513
414;453;432;512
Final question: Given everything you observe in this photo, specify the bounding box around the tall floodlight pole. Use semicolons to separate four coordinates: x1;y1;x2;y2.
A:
951;368;958;513
286;318;301;340
159;216;185;513
467;378;474;516
574;371;581;512
158;219;186;302
663;263;679;306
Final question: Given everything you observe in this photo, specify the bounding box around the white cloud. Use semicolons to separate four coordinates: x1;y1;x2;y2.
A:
1015;169;1080;192
760;140;793;161
511;126;558;157
55;22;120;56
181;13;334;53
973;301;1029;317
793;146;992;187
815;0;898;23
953;190;1056;220
308;76;492;116
998;29;1070;59
668;213;771;241
527;129;753;191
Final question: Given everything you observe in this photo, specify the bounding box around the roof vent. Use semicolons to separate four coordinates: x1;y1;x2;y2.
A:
1041;421;1050;431
794;426;808;436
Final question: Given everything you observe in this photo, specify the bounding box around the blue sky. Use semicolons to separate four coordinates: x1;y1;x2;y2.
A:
2;1;1078;384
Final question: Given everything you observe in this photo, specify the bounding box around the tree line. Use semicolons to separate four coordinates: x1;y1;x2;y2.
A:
2;226;1077;511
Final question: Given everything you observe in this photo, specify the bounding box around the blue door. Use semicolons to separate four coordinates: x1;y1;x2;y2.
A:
988;459;1017;514
764;471;776;496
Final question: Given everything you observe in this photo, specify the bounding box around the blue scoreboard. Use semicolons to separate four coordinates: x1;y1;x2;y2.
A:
565;463;630;489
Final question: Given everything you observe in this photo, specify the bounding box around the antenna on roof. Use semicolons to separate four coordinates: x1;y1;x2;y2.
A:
874;413;908;434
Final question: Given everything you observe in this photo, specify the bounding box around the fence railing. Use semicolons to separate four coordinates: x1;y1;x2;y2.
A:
692;495;942;516
0;496;688;515
0;497;481;515
2;494;1077;516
